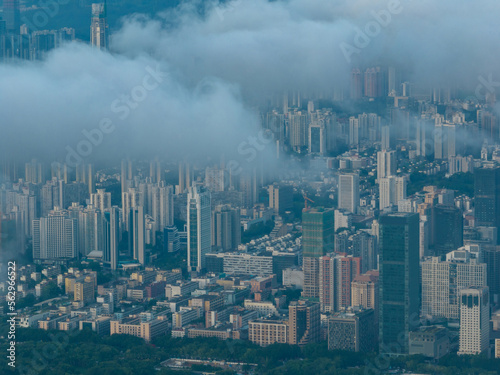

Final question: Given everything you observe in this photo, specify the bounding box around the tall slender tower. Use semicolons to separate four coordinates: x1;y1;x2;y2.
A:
3;0;20;35
91;2;108;49
379;212;420;355
187;185;211;272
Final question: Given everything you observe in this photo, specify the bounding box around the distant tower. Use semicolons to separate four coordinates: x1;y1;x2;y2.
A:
91;2;108;49
187;185;211;272
3;0;20;35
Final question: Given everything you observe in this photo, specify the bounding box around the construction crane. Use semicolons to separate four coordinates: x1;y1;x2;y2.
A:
302;191;314;211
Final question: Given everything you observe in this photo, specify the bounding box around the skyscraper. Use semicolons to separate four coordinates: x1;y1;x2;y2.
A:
187;185;211;272
338;173;359;214
104;207;119;271
211;204;241;252
379;212;420;355
302;208;334;298
379;175;407;210
474;163;500;240
434;204;463;257
3;0;20;34
128;206;145;265
377;150;396;180
458;286;490;355
422;249;487;320
90;2;108;49
32;208;78;260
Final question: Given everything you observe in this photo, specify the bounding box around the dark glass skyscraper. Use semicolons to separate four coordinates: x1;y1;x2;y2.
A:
474;163;500;241
379;212;420;354
434;204;463;257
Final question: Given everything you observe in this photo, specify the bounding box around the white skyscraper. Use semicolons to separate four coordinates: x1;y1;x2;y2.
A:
151;183;174;234
32;208;78;260
187;185;211;272
338;174;359;214
377;150;396;180
90;3;108;49
379;176;407;210
422;249;487;320
458;286;490;355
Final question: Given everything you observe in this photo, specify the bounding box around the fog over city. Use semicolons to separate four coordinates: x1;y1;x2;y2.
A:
1;0;499;166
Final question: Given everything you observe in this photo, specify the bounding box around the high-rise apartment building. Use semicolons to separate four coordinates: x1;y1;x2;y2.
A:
90;2;108;49
434;205;463;257
211;204;241;251
32;208;78;260
379;175;407;210
377;150;396;180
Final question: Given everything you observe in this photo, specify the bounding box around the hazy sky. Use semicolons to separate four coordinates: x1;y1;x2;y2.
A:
1;0;499;166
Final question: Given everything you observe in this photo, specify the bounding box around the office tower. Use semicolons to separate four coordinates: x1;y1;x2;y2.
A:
377;150;396;180
379;212;420;355
349;116;359;146
421;249;487;320
328;309;376;352
288;300;320;346
187;185;211;272
90;189;112;213
434;205;463;257
3;0;20;34
104;207;119;271
338;173;359;214
90;2;108;49
211;204;241;251
351;270;379;323
32;208;78;260
150;182;174;232
302;208;334;298
25;159;44;184
475;163;500;238
378;175;407;210
483;246;500;302
129;207;145;265
458;287;490;355
350;68;363;100
351;231;377;273
268;183;293;215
